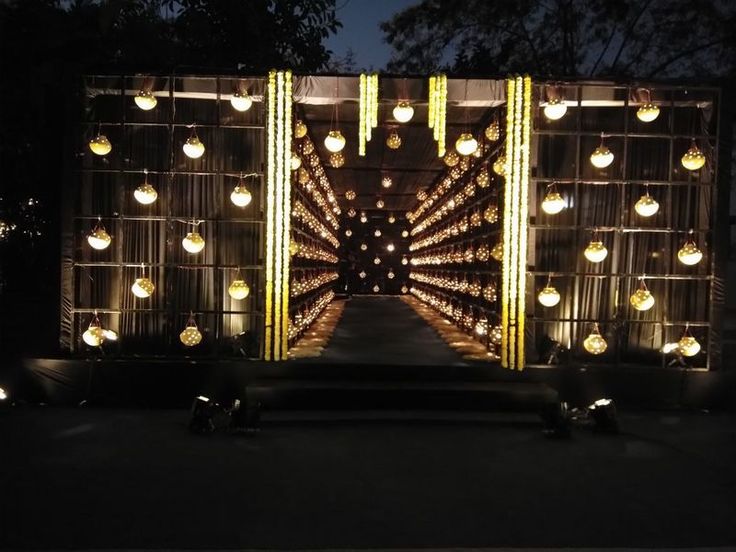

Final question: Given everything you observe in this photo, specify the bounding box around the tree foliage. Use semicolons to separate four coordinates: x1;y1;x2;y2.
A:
381;0;736;78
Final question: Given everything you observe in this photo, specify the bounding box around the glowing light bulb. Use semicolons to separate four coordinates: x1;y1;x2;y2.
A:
360;243;367;251
634;192;659;217
544;98;567;120
629;284;654;311
381;176;393;188
388;214;396;224
637;103;659;122
294;120;308;138
179;323;202;347
183;133;205;159
324;130;346;153
87;224;112;250
388;270;395;279
89;134;112;156
590;143;614;168
82;320;105;347
537;285;560;307
584;240;608;263
401;256;408;265
228;279;250;300
387;243;395;252
230;91;253;112
290;153;302;171
359;270;367;278
492;155;506;176
329;152;345;168
541;189;565;215
345;190;356;201
678;239;703;265
134;178;158;205
374;229;382;237
134;90;157;111
345;229;353;237
401;230;409;238
584;326;607;355
373;285;380;293
455;133;478;156
360;212;367;223
393;101;414;123
678;334;701;357
386;131;402;149
443;151;459;167
374;256;381;265
376;199;384;209
182;231;205;254
485;121;500;141
131;277;154;298
230;182;252;207
681;143;706;171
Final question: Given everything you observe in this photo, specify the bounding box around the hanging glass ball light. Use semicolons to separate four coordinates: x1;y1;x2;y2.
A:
401;256;408;265
543;98;567;120
401;285;408;293
475;316;489;336
485;121;500;141
87;223;112;250
541;186;565;215
374;229;382;237
290;153;302;171
230;181;252;207
134;90;157;111
376;199;384;209
345;189;356;201
637;103;660;123
374;256;381;265
455;133;478;156
492;155;506;176
681;142;706;171
401;230;409;238
677;237;703;265
360;243;368;251
297;167;310;185
89;133;112;156
373;284;380;293
387;243;395;252
329;152;345;168
489;325;503;345
386;130;402;149
360;212;368;223
294;120;308;139
228;279;250;300
443;150;460;167
387;269;395;279
359;270;367;278
82;317;105;347
230;91;253;112
289;240;299;256
537;284;561;307
484;204;499;224
381;176;393;188
417;189;427;202
131;276;155;298
630;280;655;311
183;131;205;159
584;239;608;263
634;190;659;217
584;325;607;354
347;207;357;218
179;319;203;347
324;130;346;153
393;101;414;123
590;141;614;168
476;167;490;188
678;332;701;357
134;175;158;205
182;231;205;254
388;214;396;224
491;241;503;261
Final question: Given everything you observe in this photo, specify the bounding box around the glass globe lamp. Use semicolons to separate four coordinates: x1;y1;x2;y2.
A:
230;181;252;207
324;130;346;153
386;131;402;150
230;91;253;112
179;320;203;347
290;153;302;171
634;191;659;217
681;142;706;171
82;318;105;347
455;133;478;156
637;103;660;122
584;239;608;263
629;281;654;311
677;238;703;265
329;152;345;168
537;285;561;307
443;150;460;167
182;231;205;254
678;334;701;357
294;120;308;138
485;121;500;141
584;325;607;355
183;132;205;159
89;133;112;156
393;101;414;123
492;155;506;176
134;90;157;111
131;277;155;299
590;142;614;168
543;98;567;120
134;178;158;205
541;186;565;215
87;223;112;250
228;279;250;300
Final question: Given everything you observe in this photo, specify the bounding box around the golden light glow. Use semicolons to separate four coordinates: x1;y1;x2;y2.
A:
374;256;381;265
537;280;560;307
89;133;112;156
134;176;158;205
678;332;701;357
388;213;396;224
455;133;478;156
381;176;393;188
134;90;157;111
678;237;703;265
590;141;614;168
630;279;654;311
228;279;250;300
634;190;659;217
485;120;500;141
681;142;706;171
543;98;567;120
295;119;308;138
290;153;302;171
393;101;414;123
183;131;205;159
359;270;367;278
386;130;402;149
584;324;607;355
443;150;459;167
345;189;356;201
376;199;384;209
82;316;105;347
131;277;154;298
230;180;252;207
491;241;504;261
374;229;382;237
492;154;506;176
637;103;660;123
324;130;346;153
387;243;395;252
584;239;608;263
182;231;205;254
180;316;203;347
541;184;565;215
87;222;112;250
230;91;253;112
373;284;380;292
329;152;345;168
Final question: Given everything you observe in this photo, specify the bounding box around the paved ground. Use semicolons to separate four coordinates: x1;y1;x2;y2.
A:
2;406;736;550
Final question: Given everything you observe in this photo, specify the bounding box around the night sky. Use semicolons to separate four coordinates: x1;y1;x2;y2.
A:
326;0;418;70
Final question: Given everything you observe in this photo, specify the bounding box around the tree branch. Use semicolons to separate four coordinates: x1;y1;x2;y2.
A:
646;37;728;77
609;0;654;74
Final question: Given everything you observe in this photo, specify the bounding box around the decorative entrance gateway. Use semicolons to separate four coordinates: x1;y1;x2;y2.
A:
61;72;726;375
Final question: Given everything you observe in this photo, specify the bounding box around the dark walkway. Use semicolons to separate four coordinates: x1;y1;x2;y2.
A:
319;295;468;365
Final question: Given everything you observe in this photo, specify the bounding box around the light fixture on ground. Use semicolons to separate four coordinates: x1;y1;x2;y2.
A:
678;232;703;265
182;226;205;254
630;278;654;311
590;134;614;168
230;176;252;207
134;90;157;111
584;324;607;354
455;133;478;156
544;98;567;120
134;169;158;205
230;90;253;112
393;101;414;123
634;186;659;217
584;233;608;263
183;126;205;159
636;89;659;122
541;183;565;215
386;130;402;149
678;325;701;357
87;219;112;250
681;140;706;171
180;313;203;347
89;127;112;156
537;276;561;307
324;130;346;153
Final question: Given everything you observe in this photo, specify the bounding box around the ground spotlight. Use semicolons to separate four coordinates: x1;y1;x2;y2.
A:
587;398;619;433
